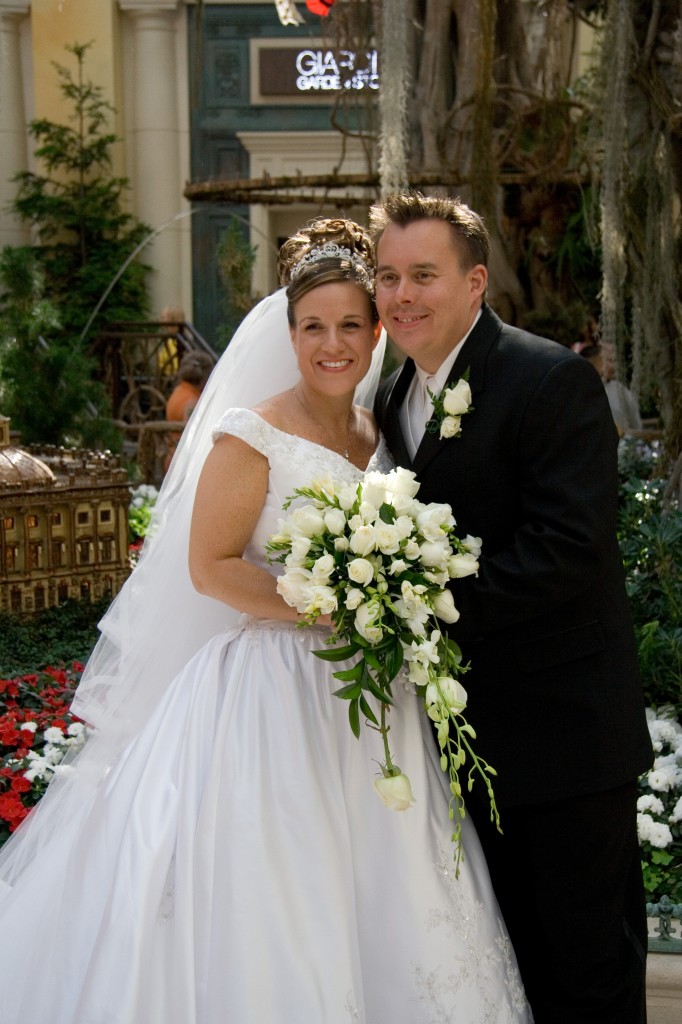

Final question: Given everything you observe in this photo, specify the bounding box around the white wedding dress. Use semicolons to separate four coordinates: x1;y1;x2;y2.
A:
0;409;531;1024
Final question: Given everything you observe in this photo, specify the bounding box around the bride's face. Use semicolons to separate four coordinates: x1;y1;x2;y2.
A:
290;281;378;396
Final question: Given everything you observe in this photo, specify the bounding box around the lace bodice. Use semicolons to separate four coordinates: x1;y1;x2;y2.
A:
212;408;394;574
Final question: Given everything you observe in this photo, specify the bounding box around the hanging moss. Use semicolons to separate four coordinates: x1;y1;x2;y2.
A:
592;0;682;463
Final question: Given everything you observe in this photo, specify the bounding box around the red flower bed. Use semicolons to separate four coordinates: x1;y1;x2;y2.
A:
0;663;85;845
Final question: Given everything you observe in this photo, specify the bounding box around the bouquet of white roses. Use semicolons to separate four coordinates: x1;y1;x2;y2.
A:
266;466;498;870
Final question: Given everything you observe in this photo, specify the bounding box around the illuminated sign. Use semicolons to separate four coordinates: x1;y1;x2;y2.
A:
295;49;379;91
258;46;379;98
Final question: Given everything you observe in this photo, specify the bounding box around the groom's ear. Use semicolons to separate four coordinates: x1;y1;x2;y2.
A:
469;265;487;300
372;320;383;345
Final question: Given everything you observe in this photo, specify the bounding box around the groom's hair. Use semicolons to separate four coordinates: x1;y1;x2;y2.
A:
369;192;490;271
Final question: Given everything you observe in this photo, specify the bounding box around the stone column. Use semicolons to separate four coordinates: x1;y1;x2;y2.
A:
118;0;190;319
0;0;30;248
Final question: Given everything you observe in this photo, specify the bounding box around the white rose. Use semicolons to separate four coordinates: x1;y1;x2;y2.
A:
438;676;468;711
358;500;379;523
389;558;408;576
404;538;420;560
417;503;455;532
312;553;335;581
394;515;415;540
447;552;479;578
439;415;461;439
345;587;364;610
323;507;347;535
349;524;376;556
305;585;338;617
442;378;471;415
338;482;359;511
385;466;420;498
462;534;483;557
424;569;449;586
375;522;401;555
419;540;451;570
360;472;389;509
334;536;350;552
290;505;325;537
277;567;313;611
288;535;312;563
347;557;375;587
373;773;415;811
355;599;383;644
431;588;460;623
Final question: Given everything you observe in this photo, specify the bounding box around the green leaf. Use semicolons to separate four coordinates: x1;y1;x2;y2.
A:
387;641;405;680
348;698;361;739
312;643;360;662
333;663;364;683
364;673;395;706
364;649;382;672
332;682;362;700
379;502;397;524
359;695;379;726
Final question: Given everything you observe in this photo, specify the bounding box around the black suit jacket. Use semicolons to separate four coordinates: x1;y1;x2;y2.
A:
375;304;653;807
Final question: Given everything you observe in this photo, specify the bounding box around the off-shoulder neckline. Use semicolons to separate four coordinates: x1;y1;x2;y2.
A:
220;407;385;473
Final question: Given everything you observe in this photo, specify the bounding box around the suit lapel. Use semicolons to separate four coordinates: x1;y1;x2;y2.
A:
381;359;415;469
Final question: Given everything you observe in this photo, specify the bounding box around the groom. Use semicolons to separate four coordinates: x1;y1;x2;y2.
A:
370;192;653;1024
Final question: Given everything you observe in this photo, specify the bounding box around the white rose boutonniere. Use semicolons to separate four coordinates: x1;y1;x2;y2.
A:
426;373;473;440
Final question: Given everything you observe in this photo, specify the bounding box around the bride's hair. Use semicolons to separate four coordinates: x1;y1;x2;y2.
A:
278;217;378;326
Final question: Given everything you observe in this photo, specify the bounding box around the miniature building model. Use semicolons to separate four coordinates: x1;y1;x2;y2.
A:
0;416;131;615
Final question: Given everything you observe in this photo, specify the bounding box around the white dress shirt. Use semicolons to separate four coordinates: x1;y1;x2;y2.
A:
400;311;481;459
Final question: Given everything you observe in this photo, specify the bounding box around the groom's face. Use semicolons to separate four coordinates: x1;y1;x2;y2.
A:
375;219;487;374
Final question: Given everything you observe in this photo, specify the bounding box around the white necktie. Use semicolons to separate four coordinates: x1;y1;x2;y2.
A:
408;375;436;456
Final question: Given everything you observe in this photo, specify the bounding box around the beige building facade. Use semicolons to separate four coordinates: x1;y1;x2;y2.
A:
0;0;193;318
0;0;379;335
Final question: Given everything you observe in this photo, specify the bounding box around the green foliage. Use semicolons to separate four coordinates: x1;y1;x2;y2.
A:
0;599;108;679
0;42;150;447
214;219;259;351
0;246;113;446
642;848;681;905
618;439;682;716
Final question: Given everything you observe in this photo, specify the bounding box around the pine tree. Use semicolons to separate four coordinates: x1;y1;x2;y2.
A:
0;42;150;446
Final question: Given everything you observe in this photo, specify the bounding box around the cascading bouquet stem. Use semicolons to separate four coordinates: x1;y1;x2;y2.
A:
266;466;499;873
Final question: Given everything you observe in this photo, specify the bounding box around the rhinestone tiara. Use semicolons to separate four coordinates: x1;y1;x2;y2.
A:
288;241;374;288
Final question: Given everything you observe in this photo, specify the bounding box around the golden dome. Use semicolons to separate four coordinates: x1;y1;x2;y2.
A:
0;417;55;485
0;446;56;485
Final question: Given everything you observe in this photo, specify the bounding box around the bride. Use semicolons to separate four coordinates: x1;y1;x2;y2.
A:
0;218;531;1023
